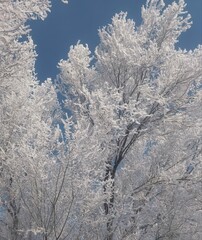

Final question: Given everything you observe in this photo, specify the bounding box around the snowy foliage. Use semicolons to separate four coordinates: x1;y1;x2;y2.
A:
59;0;202;239
0;0;201;240
0;1;73;239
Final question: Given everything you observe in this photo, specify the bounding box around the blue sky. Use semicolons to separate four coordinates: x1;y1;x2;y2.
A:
29;0;202;81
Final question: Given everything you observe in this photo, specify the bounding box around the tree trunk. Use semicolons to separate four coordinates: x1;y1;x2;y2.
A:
103;161;116;240
8;199;19;240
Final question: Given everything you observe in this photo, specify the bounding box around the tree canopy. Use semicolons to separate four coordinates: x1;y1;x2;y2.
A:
0;1;201;239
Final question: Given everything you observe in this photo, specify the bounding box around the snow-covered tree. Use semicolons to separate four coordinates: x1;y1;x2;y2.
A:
58;0;202;239
1;0;201;239
0;1;76;240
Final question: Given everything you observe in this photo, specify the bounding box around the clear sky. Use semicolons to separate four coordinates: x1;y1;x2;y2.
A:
29;0;202;81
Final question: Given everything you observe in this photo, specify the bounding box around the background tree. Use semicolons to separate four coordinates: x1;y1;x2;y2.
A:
0;1;76;239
